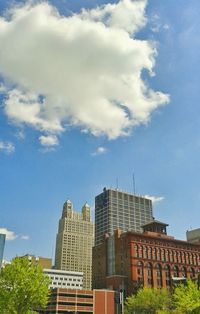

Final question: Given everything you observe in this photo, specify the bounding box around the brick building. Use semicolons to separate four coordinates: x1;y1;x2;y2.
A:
93;220;200;295
40;288;116;314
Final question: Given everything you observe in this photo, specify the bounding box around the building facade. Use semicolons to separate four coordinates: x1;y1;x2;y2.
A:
44;268;83;290
40;288;116;314
0;233;5;268
93;221;200;295
95;187;153;245
24;255;52;269
55;200;94;290
187;228;200;244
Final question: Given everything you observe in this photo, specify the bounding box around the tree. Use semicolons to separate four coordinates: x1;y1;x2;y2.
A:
173;280;200;313
125;287;171;314
0;256;50;314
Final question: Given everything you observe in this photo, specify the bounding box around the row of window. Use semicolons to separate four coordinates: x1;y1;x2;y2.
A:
134;244;200;265
137;262;198;287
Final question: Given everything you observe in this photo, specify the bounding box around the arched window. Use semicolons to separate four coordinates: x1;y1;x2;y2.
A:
157;248;161;261
146;262;153;287
144;246;148;259
156;264;162;287
193;254;196;266
137;261;144;286
169;250;173;262
139;246;143;258
165;250;169;262
153;248;157;260
134;244;138;258
164;265;171;288
149;247;153;260
190;267;195;278
182;266;187;278
173;266;179;278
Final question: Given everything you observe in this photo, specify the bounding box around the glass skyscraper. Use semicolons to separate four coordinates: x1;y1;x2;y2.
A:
0;233;6;267
95;187;153;245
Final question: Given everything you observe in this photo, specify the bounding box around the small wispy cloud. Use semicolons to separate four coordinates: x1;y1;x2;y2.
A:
39;134;59;147
150;13;170;33
0;141;15;154
0;228;17;241
92;146;107;156
20;235;29;240
15;130;25;140
145;195;165;204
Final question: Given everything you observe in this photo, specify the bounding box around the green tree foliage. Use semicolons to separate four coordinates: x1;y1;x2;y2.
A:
125;287;171;314
0;256;50;314
173;280;200;313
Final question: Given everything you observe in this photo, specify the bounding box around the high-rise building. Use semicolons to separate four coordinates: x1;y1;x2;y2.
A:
55;200;94;290
95;187;153;245
0;233;6;268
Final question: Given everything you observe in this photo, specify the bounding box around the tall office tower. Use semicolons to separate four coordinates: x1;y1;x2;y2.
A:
55;200;94;290
95;187;153;245
0;233;6;267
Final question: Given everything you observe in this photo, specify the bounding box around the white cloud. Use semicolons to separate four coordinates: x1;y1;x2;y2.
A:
0;141;15;154
39;134;58;147
145;195;165;204
92;146;107;156
150;13;170;33
20;235;29;240
0;0;169;143
80;0;147;34
0;228;17;241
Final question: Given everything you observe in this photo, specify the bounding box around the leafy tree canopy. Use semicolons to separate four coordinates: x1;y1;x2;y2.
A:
125;287;171;314
0;256;50;314
173;280;200;313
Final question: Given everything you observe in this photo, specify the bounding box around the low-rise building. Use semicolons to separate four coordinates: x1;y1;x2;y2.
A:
44;268;83;290
40;288;116;314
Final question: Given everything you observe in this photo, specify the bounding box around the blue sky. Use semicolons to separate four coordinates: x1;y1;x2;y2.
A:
0;0;200;261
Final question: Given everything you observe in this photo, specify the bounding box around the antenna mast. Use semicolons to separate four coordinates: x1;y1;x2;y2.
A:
132;173;136;195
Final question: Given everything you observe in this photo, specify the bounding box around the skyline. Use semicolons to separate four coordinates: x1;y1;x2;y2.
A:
1;0;200;261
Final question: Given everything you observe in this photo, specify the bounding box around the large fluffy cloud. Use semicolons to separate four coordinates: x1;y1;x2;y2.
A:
0;0;169;144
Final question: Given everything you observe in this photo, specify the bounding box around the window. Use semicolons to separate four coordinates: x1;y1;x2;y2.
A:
156;264;162;287
146;263;153;287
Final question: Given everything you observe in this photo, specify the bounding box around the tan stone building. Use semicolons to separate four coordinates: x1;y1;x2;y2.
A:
55;200;94;290
23;254;52;269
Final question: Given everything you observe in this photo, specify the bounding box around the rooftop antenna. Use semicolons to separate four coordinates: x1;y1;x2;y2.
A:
132;173;136;195
116;177;119;190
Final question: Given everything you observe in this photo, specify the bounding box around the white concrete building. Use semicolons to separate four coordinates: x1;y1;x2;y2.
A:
44;268;83;290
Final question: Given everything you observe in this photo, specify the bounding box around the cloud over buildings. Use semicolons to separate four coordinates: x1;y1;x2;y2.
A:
0;228;17;241
0;0;169;145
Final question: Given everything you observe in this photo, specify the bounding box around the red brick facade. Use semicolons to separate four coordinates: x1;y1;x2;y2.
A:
40;288;115;314
93;222;200;296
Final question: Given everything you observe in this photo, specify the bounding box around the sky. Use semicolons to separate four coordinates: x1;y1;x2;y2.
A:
0;0;200;261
